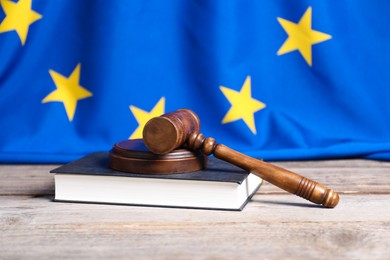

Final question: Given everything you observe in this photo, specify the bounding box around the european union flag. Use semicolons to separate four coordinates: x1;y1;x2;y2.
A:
1;0;390;162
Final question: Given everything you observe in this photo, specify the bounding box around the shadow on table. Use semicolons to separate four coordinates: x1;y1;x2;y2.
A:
251;198;324;209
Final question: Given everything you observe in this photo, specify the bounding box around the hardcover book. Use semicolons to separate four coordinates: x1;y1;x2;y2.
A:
51;152;262;211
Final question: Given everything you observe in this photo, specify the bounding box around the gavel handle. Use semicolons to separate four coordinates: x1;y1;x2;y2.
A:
214;144;339;208
188;134;339;208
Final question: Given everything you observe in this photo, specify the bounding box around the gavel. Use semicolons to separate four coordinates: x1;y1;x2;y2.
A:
143;109;339;208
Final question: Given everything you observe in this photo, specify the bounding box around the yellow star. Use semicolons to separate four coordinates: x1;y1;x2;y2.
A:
42;63;93;122
0;0;42;45
129;97;165;139
277;6;331;66
220;76;266;134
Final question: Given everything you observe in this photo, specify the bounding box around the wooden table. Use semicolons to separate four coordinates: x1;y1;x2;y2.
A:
1;159;389;259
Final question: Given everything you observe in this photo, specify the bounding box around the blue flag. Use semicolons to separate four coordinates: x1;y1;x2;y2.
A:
1;0;390;163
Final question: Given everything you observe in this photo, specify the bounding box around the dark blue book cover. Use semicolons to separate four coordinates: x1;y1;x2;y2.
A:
52;152;254;184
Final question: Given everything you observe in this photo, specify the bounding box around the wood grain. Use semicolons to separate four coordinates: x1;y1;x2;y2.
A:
260;161;390;194
0;194;389;260
1;159;390;259
0;164;56;195
1;159;389;196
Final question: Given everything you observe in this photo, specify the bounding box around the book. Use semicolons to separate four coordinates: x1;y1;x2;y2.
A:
51;152;262;211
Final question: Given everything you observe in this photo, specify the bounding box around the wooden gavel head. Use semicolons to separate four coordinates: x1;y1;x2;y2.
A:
143;109;200;154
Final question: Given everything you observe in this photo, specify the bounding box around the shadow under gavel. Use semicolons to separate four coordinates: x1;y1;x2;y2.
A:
143;109;339;208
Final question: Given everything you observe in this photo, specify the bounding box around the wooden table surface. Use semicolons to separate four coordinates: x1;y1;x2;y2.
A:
1;159;389;259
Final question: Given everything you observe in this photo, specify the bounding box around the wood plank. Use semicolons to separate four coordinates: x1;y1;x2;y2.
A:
271;159;390;168
259;163;390;194
1;159;389;196
0;194;389;259
0;165;56;196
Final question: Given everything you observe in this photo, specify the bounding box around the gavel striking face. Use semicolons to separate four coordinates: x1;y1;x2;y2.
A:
143;109;339;208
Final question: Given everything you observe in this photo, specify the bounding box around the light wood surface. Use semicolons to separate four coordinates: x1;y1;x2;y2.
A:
1;159;389;259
